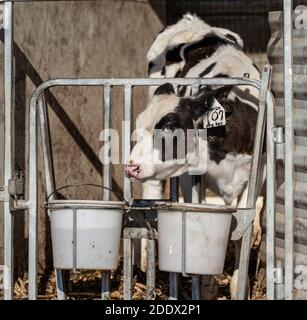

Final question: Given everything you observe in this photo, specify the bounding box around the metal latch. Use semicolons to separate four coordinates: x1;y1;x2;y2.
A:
273;127;284;160
8;171;25;198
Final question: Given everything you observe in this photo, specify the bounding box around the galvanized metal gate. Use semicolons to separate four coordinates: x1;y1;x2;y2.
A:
3;71;272;300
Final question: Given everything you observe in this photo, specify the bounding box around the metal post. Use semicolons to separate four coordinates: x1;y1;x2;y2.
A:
191;84;200;300
283;0;294;300
38;95;55;197
266;90;276;299
123;238;133;300
235;66;271;300
169;177;179;299
101;85;112;300
28;98;38;300
38;95;67;300
123;85;132;203
55;269;66;300
3;0;14;300
103;85;112;201
146;239;155;300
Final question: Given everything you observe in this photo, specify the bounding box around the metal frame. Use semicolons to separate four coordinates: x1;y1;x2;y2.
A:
22;73;271;300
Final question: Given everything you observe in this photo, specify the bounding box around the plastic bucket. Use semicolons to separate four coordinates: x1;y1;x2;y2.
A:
158;205;234;275
48;200;124;270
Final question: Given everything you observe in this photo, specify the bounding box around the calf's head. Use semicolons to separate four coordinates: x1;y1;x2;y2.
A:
125;83;228;181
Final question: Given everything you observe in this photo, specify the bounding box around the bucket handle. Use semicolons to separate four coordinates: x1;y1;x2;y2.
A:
46;183;116;202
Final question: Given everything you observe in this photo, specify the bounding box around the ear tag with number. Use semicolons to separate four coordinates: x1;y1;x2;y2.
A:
203;98;226;129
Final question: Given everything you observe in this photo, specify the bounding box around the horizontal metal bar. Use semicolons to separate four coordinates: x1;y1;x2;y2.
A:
30;77;261;101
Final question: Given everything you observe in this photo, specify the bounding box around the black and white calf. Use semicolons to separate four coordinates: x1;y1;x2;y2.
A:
126;14;261;206
125;14;264;298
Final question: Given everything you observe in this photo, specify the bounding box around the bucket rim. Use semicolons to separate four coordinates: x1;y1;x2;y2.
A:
46;199;125;210
149;201;236;214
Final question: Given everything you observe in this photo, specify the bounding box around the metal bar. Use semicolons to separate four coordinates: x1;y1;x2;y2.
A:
101;270;110;300
247;66;271;208
146;239;155;300
123;85;132;203
28;99;38;300
3;0;14;301
191;84;200;300
192;276;200;300
72;208;77;273
29;78;261;102
123;238;133;300
283;0;294;301
101;85;112;299
169;176;179;299
235;66;271;300
169;272;179;300
38;95;55;198
55;269;66;300
235;223;253;300
103;85;112;201
266;91;276;300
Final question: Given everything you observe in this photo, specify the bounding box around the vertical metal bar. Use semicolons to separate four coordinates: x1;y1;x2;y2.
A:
28;97;38;300
3;0;14;300
236;66;271;300
101;85;112;299
266;91;276;300
55;269;66;300
103;85;112;200
38;95;67;299
191;84;200;300
169;177;179;299
38;95;55;197
169;272;179;300
123;238;133;300
101;270;110;300
283;0;294;300
192;276;200;300
123;85;132;202
72;208;77;273
247;66;271;208
146;239;155;300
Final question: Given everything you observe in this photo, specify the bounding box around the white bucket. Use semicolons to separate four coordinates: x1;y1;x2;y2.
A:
158;206;233;275
49;200;124;270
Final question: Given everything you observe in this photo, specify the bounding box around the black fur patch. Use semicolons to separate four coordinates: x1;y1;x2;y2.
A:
199;62;217;77
154;83;175;96
148;60;156;74
178;33;242;78
224;33;241;46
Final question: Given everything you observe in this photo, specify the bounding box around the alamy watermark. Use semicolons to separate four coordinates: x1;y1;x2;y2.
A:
99;121;209;175
294;5;307;30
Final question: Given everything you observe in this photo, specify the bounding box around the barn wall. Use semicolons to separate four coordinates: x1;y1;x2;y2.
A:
0;0;165;273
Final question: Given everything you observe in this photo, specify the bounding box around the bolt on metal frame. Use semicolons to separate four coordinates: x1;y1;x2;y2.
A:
0;0;294;301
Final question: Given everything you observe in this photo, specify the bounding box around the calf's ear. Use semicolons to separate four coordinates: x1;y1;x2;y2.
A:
187;86;232;120
154;83;175;95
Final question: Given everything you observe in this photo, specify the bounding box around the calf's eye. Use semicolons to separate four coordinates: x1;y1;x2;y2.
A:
164;123;176;132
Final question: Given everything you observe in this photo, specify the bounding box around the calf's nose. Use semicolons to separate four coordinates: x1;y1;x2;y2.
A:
125;162;140;179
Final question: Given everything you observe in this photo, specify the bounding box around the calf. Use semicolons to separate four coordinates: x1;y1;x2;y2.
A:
125;14;264;299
